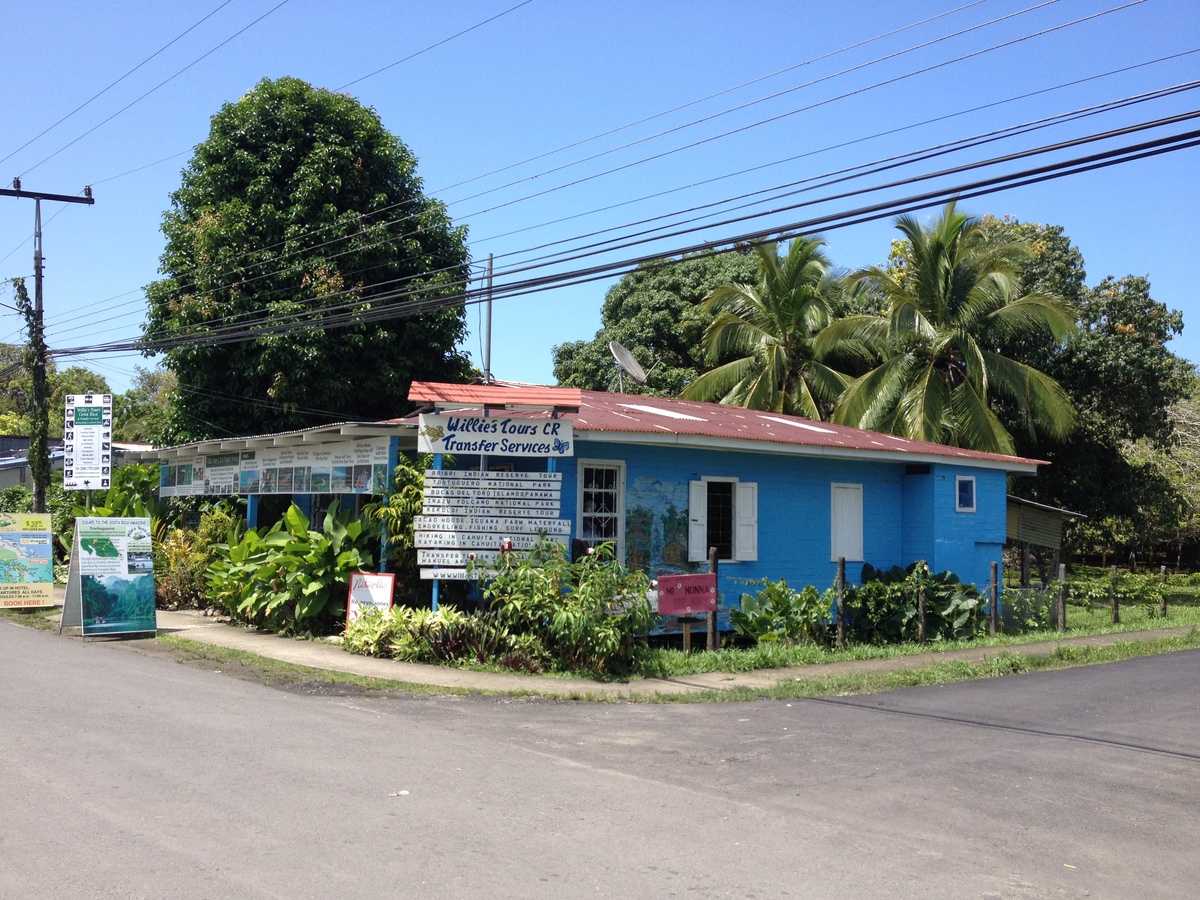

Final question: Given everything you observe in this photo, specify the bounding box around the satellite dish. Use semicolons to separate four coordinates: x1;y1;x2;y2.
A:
609;340;647;387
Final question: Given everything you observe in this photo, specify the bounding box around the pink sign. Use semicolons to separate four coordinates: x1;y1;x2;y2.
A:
657;573;717;615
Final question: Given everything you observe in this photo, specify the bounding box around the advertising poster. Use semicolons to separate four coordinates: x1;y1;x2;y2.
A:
63;393;113;491
161;438;391;497
345;572;395;625
0;513;55;608
71;517;157;637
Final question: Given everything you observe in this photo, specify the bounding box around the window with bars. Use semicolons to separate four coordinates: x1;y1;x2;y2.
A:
578;461;624;558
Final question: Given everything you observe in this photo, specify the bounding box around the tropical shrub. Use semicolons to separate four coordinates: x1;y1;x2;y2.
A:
153;506;241;609
206;501;375;633
477;539;657;676
342;604;535;670
730;578;834;644
846;562;985;644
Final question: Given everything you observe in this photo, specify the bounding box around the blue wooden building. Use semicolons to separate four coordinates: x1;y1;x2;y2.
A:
407;382;1041;599
142;381;1042;611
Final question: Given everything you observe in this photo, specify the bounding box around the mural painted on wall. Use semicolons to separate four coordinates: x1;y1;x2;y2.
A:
625;475;700;576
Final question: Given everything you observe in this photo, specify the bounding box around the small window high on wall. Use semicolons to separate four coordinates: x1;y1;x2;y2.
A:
688;477;757;562
956;475;976;512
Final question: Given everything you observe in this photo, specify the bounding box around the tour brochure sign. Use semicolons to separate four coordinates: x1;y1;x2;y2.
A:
0;513;55;608
64;393;113;491
160;436;391;498
60;517;156;637
417;414;574;457
345;572;395;625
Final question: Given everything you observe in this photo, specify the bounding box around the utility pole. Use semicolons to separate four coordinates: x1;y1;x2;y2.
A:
1;179;95;512
482;253;493;384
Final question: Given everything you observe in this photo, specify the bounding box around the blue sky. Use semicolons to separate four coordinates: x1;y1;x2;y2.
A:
1;0;1198;400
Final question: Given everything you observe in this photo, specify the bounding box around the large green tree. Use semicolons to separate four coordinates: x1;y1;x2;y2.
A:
144;77;472;442
553;250;758;396
825;202;1077;454
112;366;176;444
680;237;849;417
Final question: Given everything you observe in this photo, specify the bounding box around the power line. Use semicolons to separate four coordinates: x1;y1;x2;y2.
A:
18;0;294;178
51;0;1090;317
0;0;236;168
54;84;1193;350
49;124;1200;359
336;0;537;91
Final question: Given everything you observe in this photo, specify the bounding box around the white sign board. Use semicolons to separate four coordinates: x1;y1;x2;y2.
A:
417;414;573;457
345;572;395;625
63;394;112;491
159;437;392;497
416;466;566;581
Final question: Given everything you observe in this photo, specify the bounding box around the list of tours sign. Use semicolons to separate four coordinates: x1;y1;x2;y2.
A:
416;471;569;580
159;437;391;497
64;394;112;491
414;414;573;581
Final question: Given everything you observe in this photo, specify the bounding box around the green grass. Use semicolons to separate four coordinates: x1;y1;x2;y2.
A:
634;603;1200;678
645;630;1200;702
153;634;477;697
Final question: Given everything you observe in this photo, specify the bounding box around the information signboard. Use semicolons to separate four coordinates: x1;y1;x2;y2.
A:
345;572;395;625
63;393;112;491
159;437;392;497
657;573;718;615
60;517;156;637
0;513;54;608
416;468;566;581
417;414;573;457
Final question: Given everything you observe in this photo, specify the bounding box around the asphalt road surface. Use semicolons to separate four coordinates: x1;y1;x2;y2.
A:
3;620;1198;899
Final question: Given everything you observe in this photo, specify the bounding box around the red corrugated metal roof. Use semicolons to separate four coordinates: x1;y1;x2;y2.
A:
404;382;1045;471
409;381;581;410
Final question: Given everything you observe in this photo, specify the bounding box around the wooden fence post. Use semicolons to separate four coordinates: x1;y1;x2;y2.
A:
1056;563;1067;632
1160;564;1169;619
1110;564;1120;625
708;547;719;652
989;561;1000;636
918;563;927;645
837;556;846;650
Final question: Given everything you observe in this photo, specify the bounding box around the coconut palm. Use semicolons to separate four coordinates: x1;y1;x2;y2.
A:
821;201;1077;455
680;236;849;418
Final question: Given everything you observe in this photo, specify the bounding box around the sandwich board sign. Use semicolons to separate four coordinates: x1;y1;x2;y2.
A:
345;572;395;625
0;513;55;608
60;517;156;637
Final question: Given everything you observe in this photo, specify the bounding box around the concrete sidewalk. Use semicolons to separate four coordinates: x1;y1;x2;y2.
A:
137;609;1198;700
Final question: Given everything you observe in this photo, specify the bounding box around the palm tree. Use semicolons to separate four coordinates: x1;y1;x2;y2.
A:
821;201;1076;455
680;236;848;418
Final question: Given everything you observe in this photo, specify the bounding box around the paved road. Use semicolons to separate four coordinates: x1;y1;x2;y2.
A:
3;620;1198;899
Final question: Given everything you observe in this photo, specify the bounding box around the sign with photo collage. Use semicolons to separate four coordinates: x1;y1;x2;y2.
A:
159;437;392;498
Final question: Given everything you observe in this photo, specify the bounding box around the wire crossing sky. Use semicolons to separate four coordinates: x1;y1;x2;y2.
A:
1;0;1197;404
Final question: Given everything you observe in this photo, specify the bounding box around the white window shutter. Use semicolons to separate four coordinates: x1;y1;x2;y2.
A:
735;481;758;561
831;483;863;561
688;480;707;562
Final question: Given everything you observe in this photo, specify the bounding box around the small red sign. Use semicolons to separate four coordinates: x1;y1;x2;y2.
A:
657;573;717;615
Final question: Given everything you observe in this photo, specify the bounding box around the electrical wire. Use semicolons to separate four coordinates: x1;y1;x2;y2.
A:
18;0;295;178
47;0;1089;318
0;0;237;168
51;84;1197;348
49;124;1200;358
